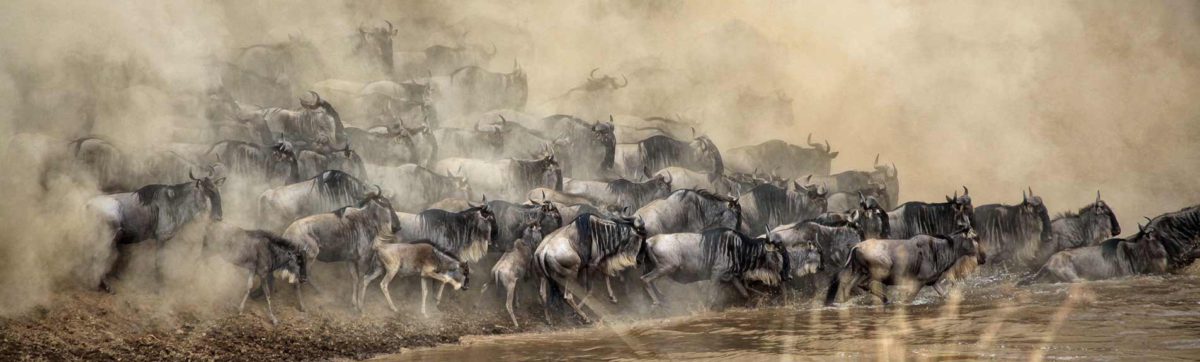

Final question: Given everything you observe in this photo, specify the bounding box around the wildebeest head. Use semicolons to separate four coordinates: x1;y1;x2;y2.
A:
806;133;839;159
855;192;890;238
793;180;830;212
530;193;563;227
689;133;724;175
782;232;821;278
1089;191;1121;236
1021;187;1053;242
355;20;397;73
189;166;226;221
945;186;975;222
1130;222;1170;274
475;115;510;150
950;213;984;265
358;185;401;234
583;68;629;92
268;142;299;182
522;220;545;245
466;196;500;244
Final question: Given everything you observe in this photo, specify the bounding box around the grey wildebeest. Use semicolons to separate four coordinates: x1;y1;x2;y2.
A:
635;189;742;236
222;35;326;107
282;188;401;310
432;118;509;160
536;213;646;323
394;203;497;263
1139;205;1200;271
424;42;498;75
293;141;368;180
561;172;672;211
973;187;1053;271
258;170;371;231
433;155;562;201
366;164;470;213
614;133;723;180
825;213;984;305
724;135;838;179
261;91;346;148
205;140;301;186
809;155;900;207
640;228;788;306
826;182;889;213
202;222;308;324
886;186;975;239
738;182;828;233
440;62;527;118
86;168;225;292
481;221;543;327
767;220;864;281
345;123;438;167
1020;231;1167;285
564;68;629;94
360;240;470;316
525;114;615;180
653;166;741;195
1027;192;1122;269
485;198;562;252
351;20;397;77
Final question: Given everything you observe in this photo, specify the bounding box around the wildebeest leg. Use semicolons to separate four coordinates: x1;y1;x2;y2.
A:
262;272;278;325
552;274;591;323
98;242;122;293
605;276;618;304
505;280;519;328
730;278;751;299
379;266;401;313
238;272;255;314
868;280;888;304
347;263;360;307
539;277;552;323
294;281;307;312
933;282;947;297
420;277;430;317
154;239;167;289
358;264;383;313
640;266;673;306
435;282;446;306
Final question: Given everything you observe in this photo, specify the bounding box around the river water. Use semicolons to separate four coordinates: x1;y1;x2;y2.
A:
383;275;1200;361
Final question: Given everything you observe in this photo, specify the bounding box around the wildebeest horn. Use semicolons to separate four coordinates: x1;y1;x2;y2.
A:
609;115;614;125
807;133;816;147
691;127;696;139
189;169;199;181
859;191;866;203
616;75;628;88
541;190;547;202
874;154;880;167
1028;186;1034;197
373;185;382;196
1023;189;1028;201
513;59;519;71
825;139;832;153
589;68;598;80
891;162;897;177
962;186;969;196
385;20;393;32
1096;190;1102;203
804;174;812;184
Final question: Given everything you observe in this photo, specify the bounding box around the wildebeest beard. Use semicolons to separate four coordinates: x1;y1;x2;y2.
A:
488;201;561;251
683;189;742;230
573;214;641;278
890;200;973;239
410;207;495;262
975;203;1051;263
1143;206;1200;270
699;228;783;285
748;184;824;230
514;157;562;191
134;180;220;236
309;170;369;212
1054;202;1121;247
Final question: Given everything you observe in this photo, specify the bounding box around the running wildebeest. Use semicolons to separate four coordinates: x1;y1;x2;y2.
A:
564;68;628;94
561;172;672;211
345;123;438;167
366;164;471;212
825;213;984;305
652;166;741;195
360;240;470;316
294;141;368;180
738;181;828;233
973;187;1053;271
433;155;562;201
202;222;308;325
481;221;542;327
525;114;615;180
536;213;646;323
261;91;346;148
767;220;864;280
614;133;723;180
635;189;742;236
886;186;975;239
1026;192;1123;269
258;170;372;231
724;135;838;179
1019;230;1167;285
439;62;527;118
393;202;498;263
282;188;401;310
640;228;789;306
87;168;225;292
205;140;301;185
485;197;562;252
809;155;900;207
1138;205;1200;271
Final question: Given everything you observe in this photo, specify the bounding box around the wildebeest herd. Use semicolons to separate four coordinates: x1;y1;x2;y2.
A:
22;21;1200;327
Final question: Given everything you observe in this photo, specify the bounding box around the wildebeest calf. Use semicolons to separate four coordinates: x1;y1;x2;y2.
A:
203;222;308;325
481;222;542;327
1020;231;1167;284
359;240;470;316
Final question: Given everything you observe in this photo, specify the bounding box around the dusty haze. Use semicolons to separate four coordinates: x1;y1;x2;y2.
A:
1;0;1198;316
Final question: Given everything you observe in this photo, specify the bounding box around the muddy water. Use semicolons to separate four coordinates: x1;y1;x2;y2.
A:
382;275;1200;361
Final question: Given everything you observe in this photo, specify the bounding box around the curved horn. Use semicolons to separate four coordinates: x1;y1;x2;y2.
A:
617;74;628;88
373;185;382;196
541;190;547;202
189;169;199;181
589;67;599;80
891;162;897;177
824;139;832;153
874;154;880;167
962;185;969;196
691;127;696;139
807;133;818;147
385;20;394;32
498;114;508;127
1028;186;1034;197
309;91;321;105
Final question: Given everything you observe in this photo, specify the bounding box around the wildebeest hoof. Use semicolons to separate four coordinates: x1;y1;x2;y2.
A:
608;297;618;304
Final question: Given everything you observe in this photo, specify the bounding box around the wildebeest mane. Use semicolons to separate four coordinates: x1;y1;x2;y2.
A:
412;207;495;261
308;170;367;209
892;201;967;238
514;157;562;191
699;228;768;280
607;178;667;208
489;201;560;251
1146;206;1200;269
638;135;690;172
572;213;637;271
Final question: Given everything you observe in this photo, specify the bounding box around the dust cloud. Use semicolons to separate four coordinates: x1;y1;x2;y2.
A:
0;0;1197;317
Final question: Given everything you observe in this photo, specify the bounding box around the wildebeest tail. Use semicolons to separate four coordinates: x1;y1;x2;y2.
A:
824;272;840;306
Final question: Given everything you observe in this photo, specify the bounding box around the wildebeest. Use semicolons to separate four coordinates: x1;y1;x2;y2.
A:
725;135;837;179
294;141;368;180
485;198;562;252
439;62;527;118
561;173;672;211
433;155;562;201
222;35;326;107
614;133;723;180
1026;192;1123;269
826;182;888;213
886;186;975;239
809;155;900;207
652;166;741;195
205;140;300;185
87;168;225;292
635;189;742;236
565;68;628;94
640;228;788;306
482;221;542;327
522;114;616;180
536;213;646;323
257;170;372;231
360;240;470;316
825;213;984;305
393;203;497;263
424;42;498;75
432;118;508;160
345;123;438;167
367;164;470;212
738;182;828;233
351;20;397;77
550;202;608;227
202;222;308;324
282;188;401;310
1139;205;1200;271
973;188;1053;271
261;91;346;148
1020;231;1167;284
767;220;864;280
